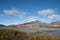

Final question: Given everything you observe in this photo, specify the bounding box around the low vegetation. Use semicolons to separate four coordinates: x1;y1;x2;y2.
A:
0;29;60;40
0;29;27;40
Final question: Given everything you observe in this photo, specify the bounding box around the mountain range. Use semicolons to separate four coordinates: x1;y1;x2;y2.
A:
0;20;60;28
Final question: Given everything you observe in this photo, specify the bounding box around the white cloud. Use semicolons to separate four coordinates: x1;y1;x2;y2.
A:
27;16;40;22
19;13;26;18
38;8;60;20
3;8;19;15
38;9;54;16
3;8;26;18
47;14;60;20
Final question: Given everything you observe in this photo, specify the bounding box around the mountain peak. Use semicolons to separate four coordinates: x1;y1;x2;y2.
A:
34;20;41;22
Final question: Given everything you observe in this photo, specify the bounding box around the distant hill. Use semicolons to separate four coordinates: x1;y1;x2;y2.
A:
51;21;60;25
15;20;60;28
11;20;45;28
0;20;60;28
0;24;7;27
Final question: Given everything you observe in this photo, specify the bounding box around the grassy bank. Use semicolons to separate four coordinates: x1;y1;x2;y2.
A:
0;29;60;40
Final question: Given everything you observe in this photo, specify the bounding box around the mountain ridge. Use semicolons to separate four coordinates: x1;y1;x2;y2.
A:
0;20;60;28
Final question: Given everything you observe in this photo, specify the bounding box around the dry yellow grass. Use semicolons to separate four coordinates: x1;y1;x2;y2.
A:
0;29;60;40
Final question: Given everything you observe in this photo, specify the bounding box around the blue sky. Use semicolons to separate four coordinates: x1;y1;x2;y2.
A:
0;0;60;25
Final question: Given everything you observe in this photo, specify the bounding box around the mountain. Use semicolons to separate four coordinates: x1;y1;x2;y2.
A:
22;20;44;27
17;20;60;28
51;21;60;25
0;24;7;27
9;20;46;28
21;20;43;25
1;20;60;28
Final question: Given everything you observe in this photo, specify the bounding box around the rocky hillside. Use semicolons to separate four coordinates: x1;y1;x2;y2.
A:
8;20;60;28
0;20;60;28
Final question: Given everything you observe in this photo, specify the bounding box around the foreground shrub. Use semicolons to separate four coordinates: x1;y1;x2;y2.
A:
0;29;27;40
